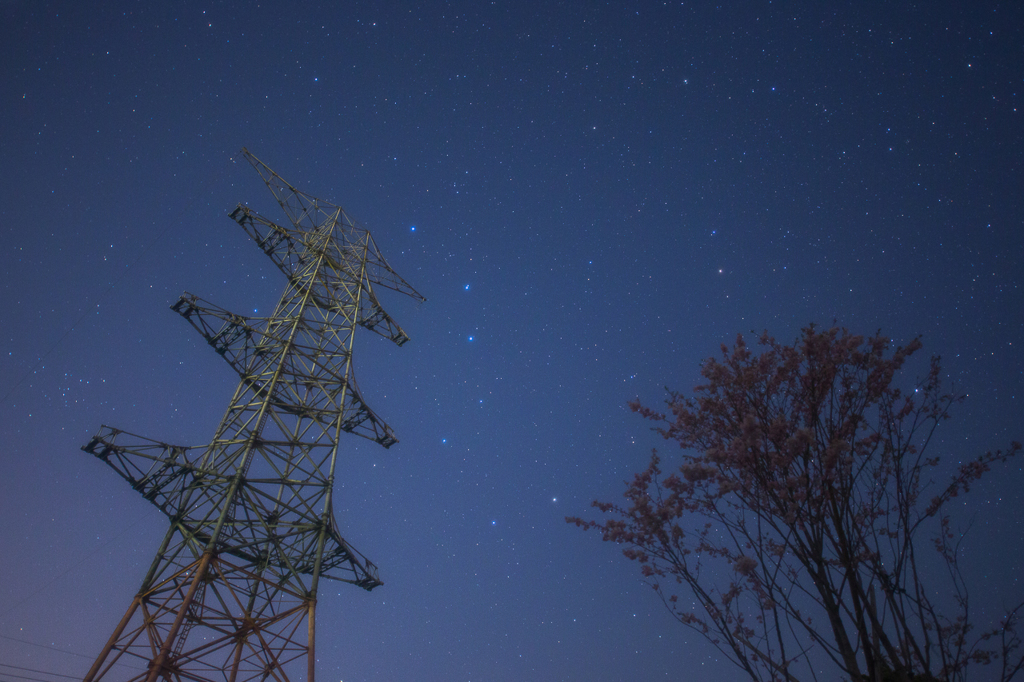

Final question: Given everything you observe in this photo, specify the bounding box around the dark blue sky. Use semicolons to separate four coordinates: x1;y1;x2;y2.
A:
1;2;1022;681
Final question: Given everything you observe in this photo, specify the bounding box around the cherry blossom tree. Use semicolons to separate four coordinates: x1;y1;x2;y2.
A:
570;327;1022;682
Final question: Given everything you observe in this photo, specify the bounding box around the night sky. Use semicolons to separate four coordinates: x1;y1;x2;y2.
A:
2;2;1022;681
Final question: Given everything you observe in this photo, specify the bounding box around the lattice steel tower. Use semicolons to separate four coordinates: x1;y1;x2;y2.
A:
81;149;424;682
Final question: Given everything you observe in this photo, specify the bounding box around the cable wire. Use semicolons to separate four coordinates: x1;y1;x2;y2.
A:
0;663;81;680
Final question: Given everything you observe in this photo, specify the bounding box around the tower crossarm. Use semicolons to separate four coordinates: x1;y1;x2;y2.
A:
356;231;426;303
355;284;412;346
319;227;425;304
228;208;414;346
229;204;309;280
320;527;383;590
172;292;280;383
81;425;222;520
316;237;414;346
195;515;382;591
172;293;400;448
310;209;425;304
331;371;399;448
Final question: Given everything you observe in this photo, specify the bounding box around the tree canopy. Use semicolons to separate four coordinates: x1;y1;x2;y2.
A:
570;326;1022;682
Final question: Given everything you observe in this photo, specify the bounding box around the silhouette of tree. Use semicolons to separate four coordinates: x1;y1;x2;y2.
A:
570;326;1022;682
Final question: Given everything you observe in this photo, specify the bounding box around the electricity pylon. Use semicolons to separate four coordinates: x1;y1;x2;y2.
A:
81;149;424;682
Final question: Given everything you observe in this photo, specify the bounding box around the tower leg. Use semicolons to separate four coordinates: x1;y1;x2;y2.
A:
228;586;260;682
83;596;142;682
144;551;215;682
307;600;316;682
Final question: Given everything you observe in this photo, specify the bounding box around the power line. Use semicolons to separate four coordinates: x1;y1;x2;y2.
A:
0;663;81;680
0;634;91;660
0;634;146;673
0;630;147;675
0;670;65;682
0;513;148;621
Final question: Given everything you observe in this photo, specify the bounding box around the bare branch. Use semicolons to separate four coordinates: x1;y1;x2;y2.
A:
571;326;1022;682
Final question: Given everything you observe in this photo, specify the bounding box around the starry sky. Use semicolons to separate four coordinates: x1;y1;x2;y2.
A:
1;2;1022;681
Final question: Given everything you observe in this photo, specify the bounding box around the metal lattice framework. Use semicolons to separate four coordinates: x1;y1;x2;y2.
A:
81;149;424;682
